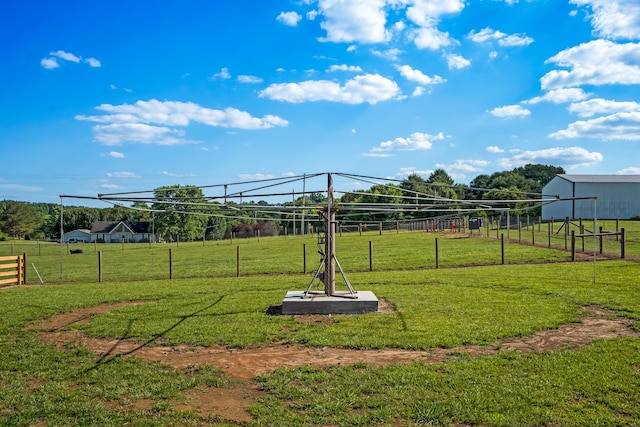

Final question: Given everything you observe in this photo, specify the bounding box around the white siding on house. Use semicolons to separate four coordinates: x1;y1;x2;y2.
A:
63;229;91;243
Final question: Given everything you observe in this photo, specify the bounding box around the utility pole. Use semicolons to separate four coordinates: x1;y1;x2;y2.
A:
324;173;336;296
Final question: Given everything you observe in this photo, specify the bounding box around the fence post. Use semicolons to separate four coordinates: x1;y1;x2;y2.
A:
369;240;373;272
17;255;24;285
621;228;626;259
571;230;575;261
169;248;173;280
98;251;103;283
599;226;603;254
501;234;505;265
518;219;521;243
236;245;240;277
548;221;551;248
435;238;439;269
303;243;307;274
531;227;535;246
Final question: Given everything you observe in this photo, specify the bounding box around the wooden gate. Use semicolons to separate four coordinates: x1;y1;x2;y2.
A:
0;255;26;286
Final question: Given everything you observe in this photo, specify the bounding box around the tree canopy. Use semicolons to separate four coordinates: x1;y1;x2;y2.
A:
0;164;567;240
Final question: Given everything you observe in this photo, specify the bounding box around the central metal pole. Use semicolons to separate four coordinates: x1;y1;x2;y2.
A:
324;173;336;296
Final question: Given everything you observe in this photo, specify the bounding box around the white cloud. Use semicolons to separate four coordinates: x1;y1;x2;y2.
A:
259;74;401;104
90;123;189;146
444;53;471;70
77;99;288;145
405;0;465;27
370;131;445;154
468;28;506;43
568;98;640;117
397;65;445;85
50;50;81;63
100;183;123;190
371;48;403;61
84;57;101;67
237;75;263;83
40;58;59;70
570;0;640;40
435;160;488;180
327;64;363;72
107;172;140;179
161;171;196;178
317;0;390;43
617;166;640;174
489;105;531;118
498;147;603;169
105;151;125;158
550;111;640;140
307;10;318;20
412;86;425;96
40;50;100;70
525;88;590;104
542;40;640;90
362;152;394;158
468;27;533;47
412;27;453;50
486;146;505;153
211;67;231;80
277;11;303;26
393;167;434;179
499;34;534;47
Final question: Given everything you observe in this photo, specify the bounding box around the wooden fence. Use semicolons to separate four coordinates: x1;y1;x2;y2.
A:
0;255;26;286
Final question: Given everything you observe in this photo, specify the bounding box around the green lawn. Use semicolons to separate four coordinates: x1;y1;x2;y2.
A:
0;232;639;426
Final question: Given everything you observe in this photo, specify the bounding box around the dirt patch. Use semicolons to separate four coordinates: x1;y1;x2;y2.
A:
25;301;145;331
27;302;640;423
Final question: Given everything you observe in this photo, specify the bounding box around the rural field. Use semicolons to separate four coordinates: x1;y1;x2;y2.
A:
1;224;639;426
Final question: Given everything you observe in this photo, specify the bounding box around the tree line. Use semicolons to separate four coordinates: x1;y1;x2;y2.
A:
0;164;564;241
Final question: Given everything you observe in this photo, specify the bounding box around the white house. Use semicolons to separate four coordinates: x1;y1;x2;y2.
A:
90;221;154;243
62;229;91;243
542;175;640;220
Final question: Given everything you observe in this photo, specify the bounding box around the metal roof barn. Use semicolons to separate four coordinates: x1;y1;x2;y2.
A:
542;175;640;220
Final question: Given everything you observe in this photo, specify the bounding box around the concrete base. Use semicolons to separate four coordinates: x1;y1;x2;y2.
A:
281;290;378;315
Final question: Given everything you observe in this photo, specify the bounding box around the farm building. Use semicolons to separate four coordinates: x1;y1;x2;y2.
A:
542;175;640;220
62;229;91;243
90;221;155;243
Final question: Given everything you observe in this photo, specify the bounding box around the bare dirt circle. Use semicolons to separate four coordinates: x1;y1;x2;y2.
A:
26;303;640;423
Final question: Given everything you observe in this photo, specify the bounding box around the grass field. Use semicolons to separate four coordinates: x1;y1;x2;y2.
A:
0;229;639;426
2;218;639;285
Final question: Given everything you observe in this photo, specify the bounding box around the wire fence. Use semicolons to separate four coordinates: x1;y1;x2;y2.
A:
1;218;638;285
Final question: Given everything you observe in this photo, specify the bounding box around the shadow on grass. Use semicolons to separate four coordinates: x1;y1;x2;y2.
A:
265;304;282;316
84;296;225;372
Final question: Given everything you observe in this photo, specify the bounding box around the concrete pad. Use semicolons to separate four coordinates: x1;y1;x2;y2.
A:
281;290;378;315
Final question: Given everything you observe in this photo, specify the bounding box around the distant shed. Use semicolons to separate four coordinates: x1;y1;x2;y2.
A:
542;174;640;220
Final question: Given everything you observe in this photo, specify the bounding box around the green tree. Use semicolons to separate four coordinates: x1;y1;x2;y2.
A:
513;164;565;188
0;201;42;239
151;185;208;242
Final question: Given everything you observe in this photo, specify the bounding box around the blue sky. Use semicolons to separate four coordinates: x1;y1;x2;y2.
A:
2;0;640;206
